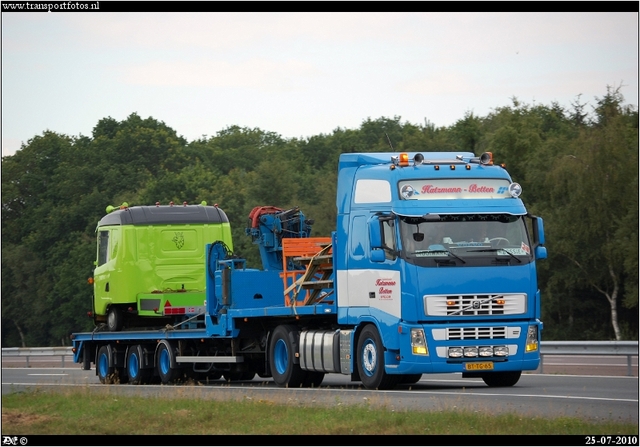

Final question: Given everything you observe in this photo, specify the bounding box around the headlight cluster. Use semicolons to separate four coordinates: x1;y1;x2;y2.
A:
448;346;508;358
525;325;539;352
411;328;428;355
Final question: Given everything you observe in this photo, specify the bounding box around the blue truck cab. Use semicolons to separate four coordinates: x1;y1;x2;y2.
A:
334;151;546;388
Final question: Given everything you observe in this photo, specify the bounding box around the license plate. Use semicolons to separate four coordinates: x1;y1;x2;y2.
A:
464;361;494;371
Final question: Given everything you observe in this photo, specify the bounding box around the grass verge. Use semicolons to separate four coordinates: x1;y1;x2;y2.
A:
1;387;638;435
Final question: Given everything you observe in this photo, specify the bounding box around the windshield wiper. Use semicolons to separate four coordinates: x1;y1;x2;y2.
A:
467;248;522;263
414;249;466;264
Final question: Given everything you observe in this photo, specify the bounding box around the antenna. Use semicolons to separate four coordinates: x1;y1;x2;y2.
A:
385;133;395;151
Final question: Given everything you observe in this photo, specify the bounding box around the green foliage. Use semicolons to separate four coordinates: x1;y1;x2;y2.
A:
1;89;637;346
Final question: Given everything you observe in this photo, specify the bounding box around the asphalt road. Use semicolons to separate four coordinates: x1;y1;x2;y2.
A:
2;360;638;423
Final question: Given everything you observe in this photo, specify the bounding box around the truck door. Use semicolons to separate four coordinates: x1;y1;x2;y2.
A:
93;227;120;316
342;213;401;319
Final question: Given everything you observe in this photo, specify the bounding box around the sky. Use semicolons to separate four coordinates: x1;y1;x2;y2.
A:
1;10;638;157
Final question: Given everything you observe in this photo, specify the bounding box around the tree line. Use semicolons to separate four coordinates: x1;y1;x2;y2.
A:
2;86;637;347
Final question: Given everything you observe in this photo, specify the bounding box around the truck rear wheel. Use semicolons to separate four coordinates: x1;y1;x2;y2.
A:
481;371;521;387
357;324;397;390
269;325;305;388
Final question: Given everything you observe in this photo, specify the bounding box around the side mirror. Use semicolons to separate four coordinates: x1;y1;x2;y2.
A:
368;215;383;249
535;246;547;260
528;215;547;260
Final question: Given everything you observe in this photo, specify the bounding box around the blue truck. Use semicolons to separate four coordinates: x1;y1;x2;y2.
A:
71;151;547;389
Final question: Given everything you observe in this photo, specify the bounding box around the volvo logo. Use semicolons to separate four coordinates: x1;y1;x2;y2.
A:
472;300;481;309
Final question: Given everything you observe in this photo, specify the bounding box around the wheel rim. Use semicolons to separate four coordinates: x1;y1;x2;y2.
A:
361;338;377;377
98;352;109;378
273;338;289;375
129;352;139;378
159;347;171;375
107;311;115;328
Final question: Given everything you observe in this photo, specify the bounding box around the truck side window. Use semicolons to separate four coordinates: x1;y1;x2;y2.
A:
98;230;109;266
382;219;397;260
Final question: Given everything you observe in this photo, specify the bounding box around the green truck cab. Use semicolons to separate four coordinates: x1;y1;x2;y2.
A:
92;202;233;331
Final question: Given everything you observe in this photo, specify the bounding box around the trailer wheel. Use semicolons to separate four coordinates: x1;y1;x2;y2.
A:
356;325;397;390
97;345;114;384
81;344;91;371
481;371;521;387
127;345;151;385
156;342;181;384
106;306;123;332
269;325;305;388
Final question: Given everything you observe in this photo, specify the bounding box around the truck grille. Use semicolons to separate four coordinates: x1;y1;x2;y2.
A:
447;326;507;340
424;294;526;316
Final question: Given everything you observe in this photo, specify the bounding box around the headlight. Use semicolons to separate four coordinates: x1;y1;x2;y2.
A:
525;325;539;352
411;328;428;355
448;347;463;358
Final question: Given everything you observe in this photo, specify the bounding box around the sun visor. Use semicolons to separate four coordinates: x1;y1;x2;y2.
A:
392;199;527;217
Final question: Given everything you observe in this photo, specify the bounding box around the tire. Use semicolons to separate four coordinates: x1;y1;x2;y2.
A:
156;342;181;384
269;325;305;388
127;345;151;385
81;344;91;371
106;306;123;332
481;371;522;387
97;345;114;384
400;374;422;384
302;371;325;387
356;324;397;390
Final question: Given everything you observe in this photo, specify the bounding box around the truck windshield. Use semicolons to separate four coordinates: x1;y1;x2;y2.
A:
398;214;532;267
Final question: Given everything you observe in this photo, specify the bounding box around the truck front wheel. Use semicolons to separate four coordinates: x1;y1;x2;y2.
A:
481;371;521;387
357;325;397;390
106;306;123;332
269;325;305;388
